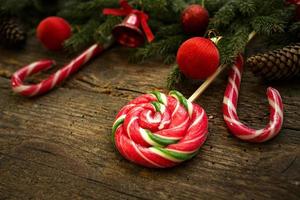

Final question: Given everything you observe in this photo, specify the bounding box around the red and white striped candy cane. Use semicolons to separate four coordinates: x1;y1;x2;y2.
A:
223;55;284;142
11;40;112;97
112;90;208;168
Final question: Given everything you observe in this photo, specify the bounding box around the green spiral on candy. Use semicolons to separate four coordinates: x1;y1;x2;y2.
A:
150;147;198;162
150;91;167;105
169;90;193;117
143;129;179;147
112;115;125;135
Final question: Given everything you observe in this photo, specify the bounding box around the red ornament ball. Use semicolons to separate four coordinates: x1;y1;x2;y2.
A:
176;37;220;80
181;4;209;35
37;16;72;51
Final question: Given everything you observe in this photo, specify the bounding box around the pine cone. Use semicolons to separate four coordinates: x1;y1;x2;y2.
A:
246;43;300;81
0;17;27;48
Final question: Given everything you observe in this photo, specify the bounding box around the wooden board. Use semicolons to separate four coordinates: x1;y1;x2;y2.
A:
0;38;299;200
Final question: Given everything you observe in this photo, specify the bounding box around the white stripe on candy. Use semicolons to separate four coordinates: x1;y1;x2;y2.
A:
222;55;284;143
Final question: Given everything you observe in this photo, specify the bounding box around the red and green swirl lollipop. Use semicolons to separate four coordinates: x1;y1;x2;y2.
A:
112;90;208;168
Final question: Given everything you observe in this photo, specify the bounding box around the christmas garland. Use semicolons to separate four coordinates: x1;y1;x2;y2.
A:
1;0;299;84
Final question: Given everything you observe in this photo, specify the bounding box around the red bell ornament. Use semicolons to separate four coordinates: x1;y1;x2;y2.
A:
103;0;154;48
112;13;145;48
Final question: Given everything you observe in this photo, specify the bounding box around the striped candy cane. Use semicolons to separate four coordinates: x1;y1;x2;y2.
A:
11;39;113;97
223;55;284;142
112;90;208;168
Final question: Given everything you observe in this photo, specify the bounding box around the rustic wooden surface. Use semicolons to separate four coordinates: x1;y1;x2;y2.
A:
0;37;299;200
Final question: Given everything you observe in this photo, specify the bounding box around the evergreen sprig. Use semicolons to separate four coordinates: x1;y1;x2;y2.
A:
289;21;300;35
129;35;186;64
167;64;186;89
0;0;59;26
94;16;122;44
64;19;102;53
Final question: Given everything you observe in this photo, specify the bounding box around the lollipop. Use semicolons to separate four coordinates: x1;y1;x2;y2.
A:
112;91;208;168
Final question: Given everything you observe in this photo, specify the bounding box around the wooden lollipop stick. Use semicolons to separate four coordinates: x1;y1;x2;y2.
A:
188;64;228;102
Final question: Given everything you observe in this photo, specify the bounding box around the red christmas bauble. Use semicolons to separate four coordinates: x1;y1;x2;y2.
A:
181;4;209;35
37;16;72;51
176;37;220;80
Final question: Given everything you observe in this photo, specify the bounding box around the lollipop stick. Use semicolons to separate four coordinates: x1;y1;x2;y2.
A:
188;64;228;102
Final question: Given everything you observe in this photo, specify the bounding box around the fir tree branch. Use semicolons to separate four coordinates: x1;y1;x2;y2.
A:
218;25;252;64
209;1;237;30
289;21;300;34
205;0;228;14
0;0;32;14
167;65;185;90
254;0;285;15
59;0;117;24
64;19;102;53
138;0;181;23
94;16;122;44
155;24;183;39
251;16;285;35
129;35;186;63
287;21;300;40
236;0;256;16
164;54;177;65
171;0;188;13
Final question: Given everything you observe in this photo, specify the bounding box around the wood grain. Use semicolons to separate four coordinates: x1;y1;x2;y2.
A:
0;38;299;200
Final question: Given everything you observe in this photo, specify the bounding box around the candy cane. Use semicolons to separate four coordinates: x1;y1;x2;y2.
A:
223;55;284;142
11;39;113;97
112;91;208;168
